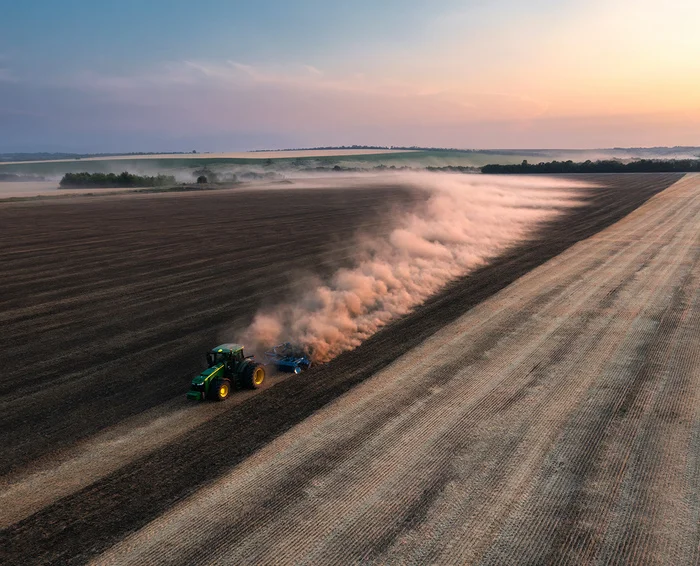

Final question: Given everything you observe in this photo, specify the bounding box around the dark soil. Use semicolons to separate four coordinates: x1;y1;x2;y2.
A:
0;173;681;565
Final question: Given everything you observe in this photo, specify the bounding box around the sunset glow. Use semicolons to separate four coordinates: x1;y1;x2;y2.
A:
1;0;698;151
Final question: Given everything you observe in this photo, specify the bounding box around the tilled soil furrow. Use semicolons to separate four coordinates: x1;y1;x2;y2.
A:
191;279;622;565
0;185;422;473
1;174;687;565
474;175;700;566
236;177;696;566
86;173;698;566
594;237;700;566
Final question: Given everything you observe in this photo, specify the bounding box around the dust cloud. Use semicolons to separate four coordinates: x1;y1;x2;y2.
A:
240;172;587;362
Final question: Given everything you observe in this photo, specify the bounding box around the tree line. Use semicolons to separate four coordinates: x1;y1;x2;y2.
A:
481;159;700;174
59;172;176;188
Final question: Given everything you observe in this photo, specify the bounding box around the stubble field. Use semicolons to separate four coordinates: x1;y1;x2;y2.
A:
1;172;697;565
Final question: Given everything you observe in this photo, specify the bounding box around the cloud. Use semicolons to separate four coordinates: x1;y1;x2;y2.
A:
6;56;698;151
0;68;18;83
228;61;257;77
64;59;546;127
303;65;323;76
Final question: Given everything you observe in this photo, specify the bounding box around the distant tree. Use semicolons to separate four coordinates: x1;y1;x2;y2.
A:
59;171;176;188
193;168;217;182
481;158;700;174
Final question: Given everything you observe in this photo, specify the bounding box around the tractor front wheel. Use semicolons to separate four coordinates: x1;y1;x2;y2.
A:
242;363;266;389
212;378;232;401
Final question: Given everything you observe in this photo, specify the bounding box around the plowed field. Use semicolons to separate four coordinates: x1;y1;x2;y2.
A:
2;173;697;565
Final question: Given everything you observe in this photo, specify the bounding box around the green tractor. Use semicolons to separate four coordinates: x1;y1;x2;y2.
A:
187;343;266;402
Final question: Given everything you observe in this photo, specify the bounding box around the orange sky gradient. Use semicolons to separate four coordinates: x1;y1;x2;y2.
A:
2;0;698;150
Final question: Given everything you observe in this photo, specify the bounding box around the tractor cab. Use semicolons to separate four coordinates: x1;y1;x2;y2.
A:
206;344;245;367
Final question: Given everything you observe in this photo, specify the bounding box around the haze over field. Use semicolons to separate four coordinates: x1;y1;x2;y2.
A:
2;0;699;152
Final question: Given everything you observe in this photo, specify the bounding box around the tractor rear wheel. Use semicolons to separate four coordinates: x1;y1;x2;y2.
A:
242;363;265;389
212;378;231;401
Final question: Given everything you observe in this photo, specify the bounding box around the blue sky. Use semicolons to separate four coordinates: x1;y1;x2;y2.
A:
2;1;461;77
1;0;699;152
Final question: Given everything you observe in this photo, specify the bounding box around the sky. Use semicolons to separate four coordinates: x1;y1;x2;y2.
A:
1;0;699;152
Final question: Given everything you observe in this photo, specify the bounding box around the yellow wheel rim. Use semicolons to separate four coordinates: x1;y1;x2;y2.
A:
253;367;264;386
219;384;229;398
